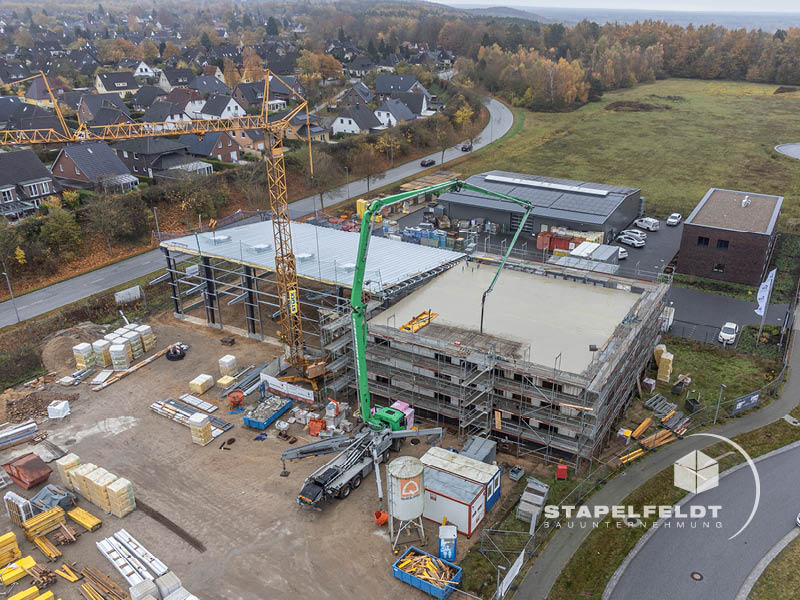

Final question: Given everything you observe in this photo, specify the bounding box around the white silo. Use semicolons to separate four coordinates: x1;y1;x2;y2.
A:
386;456;425;550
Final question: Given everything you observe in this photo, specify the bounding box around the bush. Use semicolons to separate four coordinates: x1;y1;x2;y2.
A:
39;208;82;260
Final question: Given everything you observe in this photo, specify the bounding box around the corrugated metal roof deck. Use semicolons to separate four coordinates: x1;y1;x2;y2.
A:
160;221;465;294
421;446;498;484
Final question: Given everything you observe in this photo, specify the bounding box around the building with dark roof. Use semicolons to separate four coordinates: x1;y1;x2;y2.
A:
189;75;231;96
158;68;194;92
375;74;430;100
331;103;381;135
375;98;415;127
0;150;55;219
340;82;374;107
199;95;245;119
0;96;24;127
437;170;642;242
345;56;374;78
113;138;212;180
131;85;167;111
390;92;428;116
142;101;191;130
95;71;139;97
88;106;133;128
25;75;71;106
78;93;130;123
51;142;138;193
178;132;241;162
678;188;783;286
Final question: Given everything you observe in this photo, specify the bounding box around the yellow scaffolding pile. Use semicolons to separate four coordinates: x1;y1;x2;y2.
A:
8;586;39;600
21;508;65;542
54;563;80;583
0;532;22;567
67;507;102;533
32;537;61;561
1;556;36;585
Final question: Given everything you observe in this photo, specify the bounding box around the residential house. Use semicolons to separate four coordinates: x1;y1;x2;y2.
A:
68;49;99;77
0;61;31;84
78;93;130;123
189;75;231;97
50;141;138;193
376;54;402;73
269;75;305;101
374;98;415;127
142;101;191;131
331;104;381;135
158;68;194;92
8;103;51;129
232;81;266;109
25;75;71;107
112;138;213;181
232;129;265;153
95;71;139;97
375;74;431;101
59;91;84;112
131;85;167;111
199;95;245;120
339;82;374;107
34;41;64;57
208;44;240;64
281;113;329;142
87;106;133;129
0;96;24;128
203;65;225;83
179;132;241;162
390;92;428;117
118;59;156;80
164;88;206;120
345;55;374;78
0;150;55;220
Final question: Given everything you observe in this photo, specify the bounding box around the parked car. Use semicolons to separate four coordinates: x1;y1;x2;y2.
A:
718;322;740;344
621;228;648;240
617;234;645;248
796;512;800;527
666;213;682;226
420;158;435;167
634;217;660;231
461;142;473;152
617;247;629;260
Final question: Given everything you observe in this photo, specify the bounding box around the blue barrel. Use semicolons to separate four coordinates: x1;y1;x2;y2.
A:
438;525;457;561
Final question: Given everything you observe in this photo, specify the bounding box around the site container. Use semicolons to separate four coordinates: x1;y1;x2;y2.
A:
422;467;485;537
421;446;502;511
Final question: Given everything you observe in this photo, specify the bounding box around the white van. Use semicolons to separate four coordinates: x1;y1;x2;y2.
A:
634;217;660;231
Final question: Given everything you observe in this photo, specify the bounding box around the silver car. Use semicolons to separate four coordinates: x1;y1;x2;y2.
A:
617;234;645;248
621;228;647;240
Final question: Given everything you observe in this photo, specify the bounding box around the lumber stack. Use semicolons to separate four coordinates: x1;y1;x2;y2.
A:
0;532;22;567
640;429;676;449
68;507;102;532
51;523;81;545
394;550;457;590
631;418;652;440
21;508;66;541
54;563;81;583
24;564;56;588
620;448;645;464
81;566;129;600
32;536;61;561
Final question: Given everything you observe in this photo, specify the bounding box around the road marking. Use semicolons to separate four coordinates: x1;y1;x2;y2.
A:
735;528;799;600
89;277;104;284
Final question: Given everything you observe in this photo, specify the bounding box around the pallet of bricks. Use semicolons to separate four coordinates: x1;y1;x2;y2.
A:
55;453;135;518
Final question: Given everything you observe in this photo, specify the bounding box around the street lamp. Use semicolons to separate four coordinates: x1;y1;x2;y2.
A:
344;166;350;199
714;383;727;425
2;271;20;324
495;565;507;600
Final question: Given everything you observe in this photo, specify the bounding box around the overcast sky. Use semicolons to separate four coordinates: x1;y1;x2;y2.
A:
437;0;800;12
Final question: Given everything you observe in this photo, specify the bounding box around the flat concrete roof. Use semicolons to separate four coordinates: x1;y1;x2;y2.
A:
160;221;465;293
374;263;640;374
686;188;782;234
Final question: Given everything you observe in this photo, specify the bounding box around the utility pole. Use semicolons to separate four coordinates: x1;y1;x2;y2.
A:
2;271;20;324
714;383;727;425
344;166;350;199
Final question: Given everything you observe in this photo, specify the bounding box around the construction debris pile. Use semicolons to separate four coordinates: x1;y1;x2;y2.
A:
392;546;462;597
4;391;78;423
56;454;136;518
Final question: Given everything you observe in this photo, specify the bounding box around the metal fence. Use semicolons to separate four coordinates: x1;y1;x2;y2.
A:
152;209;270;243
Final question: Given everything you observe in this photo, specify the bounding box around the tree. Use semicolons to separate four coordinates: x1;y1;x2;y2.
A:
162;42;180;61
319;55;343;80
308;152;340;209
200;32;212;50
223;58;241;88
267;16;280;36
0;218;22;273
39;208;81;260
349;143;386;192
86;196;120;256
141;39;159;63
241;49;265;82
432;115;458;165
454;104;474;130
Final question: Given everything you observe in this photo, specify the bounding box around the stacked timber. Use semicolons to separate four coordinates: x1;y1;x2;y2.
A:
21;507;65;541
67;507;102;532
72;344;96;370
92;340;112;368
107;478;136;518
54;454;81;490
135;325;156;351
109;345;130;372
0;532;22;567
188;413;212;447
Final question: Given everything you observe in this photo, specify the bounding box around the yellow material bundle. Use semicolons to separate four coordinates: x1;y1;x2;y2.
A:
54;453;80;490
653;343;666;363
0;532;21;568
91;340;112;367
85;468;117;511
657;351;674;383
106;478;135;518
8;586;39;600
67;507;102;532
21;508;66;541
32;593;53;600
189;374;214;395
395;551;456;590
1;556;36;585
216;375;235;388
68;463;97;499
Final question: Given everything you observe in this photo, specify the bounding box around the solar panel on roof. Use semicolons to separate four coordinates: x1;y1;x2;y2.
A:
485;174;609;197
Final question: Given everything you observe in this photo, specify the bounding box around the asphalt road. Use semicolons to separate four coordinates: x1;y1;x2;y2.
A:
607;442;800;600
517;306;800;600
611;222;683;275
0;96;514;329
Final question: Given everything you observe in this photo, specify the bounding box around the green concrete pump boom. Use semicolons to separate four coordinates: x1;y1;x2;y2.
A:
350;179;533;429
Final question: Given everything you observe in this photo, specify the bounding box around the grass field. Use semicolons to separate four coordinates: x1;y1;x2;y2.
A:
749;533;800;599
457;79;800;231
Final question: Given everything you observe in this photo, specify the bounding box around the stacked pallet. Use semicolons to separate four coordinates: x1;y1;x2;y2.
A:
113;337;134;362
68;463;98;498
68;507;102;532
188;413;212;447
0;532;22;567
21;507;65;541
32;536;61;561
135;325;156;351
54;454;81;490
123;331;144;359
72;344;96;370
92;340;112;368
85;468;117;513
4;492;34;526
109;345;130;371
188;374;214;395
219;354;237;377
107;479;135;518
657;351;674;383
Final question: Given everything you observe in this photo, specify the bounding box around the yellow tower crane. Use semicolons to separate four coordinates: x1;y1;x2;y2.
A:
1;71;314;373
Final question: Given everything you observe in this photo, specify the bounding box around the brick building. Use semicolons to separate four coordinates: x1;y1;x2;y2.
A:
677;188;783;286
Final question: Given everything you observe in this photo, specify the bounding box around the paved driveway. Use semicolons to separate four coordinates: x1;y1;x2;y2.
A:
606;442;800;600
611;223;683;276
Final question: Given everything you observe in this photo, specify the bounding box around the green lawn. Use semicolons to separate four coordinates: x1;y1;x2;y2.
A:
457;79;800;231
749;528;800;599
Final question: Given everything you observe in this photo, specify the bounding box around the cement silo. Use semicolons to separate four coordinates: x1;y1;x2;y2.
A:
386;456;425;550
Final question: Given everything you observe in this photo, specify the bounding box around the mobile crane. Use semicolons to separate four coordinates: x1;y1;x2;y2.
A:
350;179;535;432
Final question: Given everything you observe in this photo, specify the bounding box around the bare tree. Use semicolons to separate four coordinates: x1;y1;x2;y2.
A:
86;195;120;256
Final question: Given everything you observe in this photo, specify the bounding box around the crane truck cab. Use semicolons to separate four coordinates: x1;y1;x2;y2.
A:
370;406;407;431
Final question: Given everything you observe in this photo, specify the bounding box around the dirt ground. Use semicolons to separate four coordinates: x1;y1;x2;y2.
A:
0;315;529;600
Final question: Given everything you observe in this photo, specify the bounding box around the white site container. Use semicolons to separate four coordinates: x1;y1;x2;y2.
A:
422;466;485;537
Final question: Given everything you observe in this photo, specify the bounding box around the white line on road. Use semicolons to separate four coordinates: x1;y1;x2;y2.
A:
89;278;104;284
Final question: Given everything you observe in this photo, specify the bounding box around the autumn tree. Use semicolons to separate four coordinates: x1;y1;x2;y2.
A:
86;196;120;256
0;218;23;273
162;42;181;61
241;49;265;82
39;208;81;260
349;143;386;192
141;39;159;63
432;115;458;165
223;58;242;88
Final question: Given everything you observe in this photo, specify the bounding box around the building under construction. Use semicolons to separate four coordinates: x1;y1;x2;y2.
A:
160;219;669;469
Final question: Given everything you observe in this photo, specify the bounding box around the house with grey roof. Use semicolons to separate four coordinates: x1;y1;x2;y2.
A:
374;98;415;127
78;93;130;123
158;68;194;92
178;132;241;162
142;101;191;131
51;142;138;193
390;92;429;116
199;95;245;120
331;103;381;136
376;74;430;101
112;138;212;181
95;71;139;97
189;75;231;96
340;82;374;107
0;150;55;220
131;85;167;111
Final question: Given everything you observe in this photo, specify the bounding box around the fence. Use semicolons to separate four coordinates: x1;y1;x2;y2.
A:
152;209;270;243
